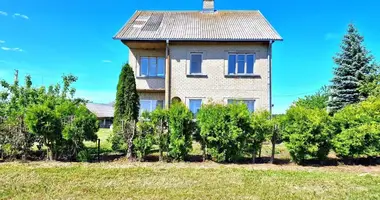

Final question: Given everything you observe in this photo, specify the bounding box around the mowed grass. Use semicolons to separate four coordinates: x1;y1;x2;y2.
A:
1;162;380;200
84;128;113;153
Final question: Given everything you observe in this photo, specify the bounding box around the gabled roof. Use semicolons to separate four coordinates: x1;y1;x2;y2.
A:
113;11;282;42
86;103;114;118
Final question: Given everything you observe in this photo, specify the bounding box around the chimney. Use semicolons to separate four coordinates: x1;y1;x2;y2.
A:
202;0;215;13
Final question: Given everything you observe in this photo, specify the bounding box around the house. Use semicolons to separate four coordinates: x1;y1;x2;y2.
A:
86;103;114;128
113;0;282;115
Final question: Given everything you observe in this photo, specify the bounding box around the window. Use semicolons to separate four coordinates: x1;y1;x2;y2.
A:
227;54;255;75
189;99;202;115
190;53;203;74
139;100;164;115
140;57;165;77
227;99;255;112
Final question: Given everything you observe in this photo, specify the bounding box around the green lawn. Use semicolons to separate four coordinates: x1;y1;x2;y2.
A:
84;128;113;153
0;162;380;199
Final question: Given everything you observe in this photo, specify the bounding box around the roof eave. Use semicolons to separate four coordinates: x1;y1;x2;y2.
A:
113;38;283;42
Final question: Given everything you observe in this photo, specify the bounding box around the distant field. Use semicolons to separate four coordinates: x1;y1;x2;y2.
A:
1;162;380;199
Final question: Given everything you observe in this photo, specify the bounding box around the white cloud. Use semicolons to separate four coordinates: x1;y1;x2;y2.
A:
0;11;7;16
102;60;112;63
0;40;5;44
325;33;340;40
13;13;29;20
1;47;23;52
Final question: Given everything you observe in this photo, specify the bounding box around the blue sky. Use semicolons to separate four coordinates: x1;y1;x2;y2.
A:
1;0;380;114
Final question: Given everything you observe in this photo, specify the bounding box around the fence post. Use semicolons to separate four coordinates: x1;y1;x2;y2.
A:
97;139;100;163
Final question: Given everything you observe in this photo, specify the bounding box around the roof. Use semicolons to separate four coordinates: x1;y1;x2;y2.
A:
86;103;114;118
113;11;282;42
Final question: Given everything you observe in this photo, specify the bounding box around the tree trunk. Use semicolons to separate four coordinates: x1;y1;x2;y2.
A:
203;143;207;162
158;119;163;162
270;125;277;164
126;120;136;161
252;148;257;164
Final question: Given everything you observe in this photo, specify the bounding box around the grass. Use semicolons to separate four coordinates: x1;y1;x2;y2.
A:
1;162;380;199
84;128;113;153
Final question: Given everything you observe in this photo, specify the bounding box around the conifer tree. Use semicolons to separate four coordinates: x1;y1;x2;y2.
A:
328;24;375;113
113;63;140;159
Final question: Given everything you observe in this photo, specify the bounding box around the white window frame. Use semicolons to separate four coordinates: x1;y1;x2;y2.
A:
227;54;255;75
188;53;203;75
139;56;165;77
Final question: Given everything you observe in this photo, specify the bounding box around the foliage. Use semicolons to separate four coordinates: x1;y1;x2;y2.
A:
332;97;380;158
26;103;63;160
282;106;332;164
167;102;194;161
247;111;273;161
150;108;169;161
197;103;251;162
112;63;140;158
328;24;376;113
134;112;155;161
294;86;329;109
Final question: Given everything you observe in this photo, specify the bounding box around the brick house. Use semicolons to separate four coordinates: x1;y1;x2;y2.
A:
113;0;282;115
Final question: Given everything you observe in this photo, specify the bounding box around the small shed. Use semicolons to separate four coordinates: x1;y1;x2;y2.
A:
86;103;114;128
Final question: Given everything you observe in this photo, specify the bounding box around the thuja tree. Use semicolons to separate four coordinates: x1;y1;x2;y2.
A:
167;102;194;161
328;24;376;113
112;63;140;160
332;97;380;160
247;111;273;163
282;106;333;164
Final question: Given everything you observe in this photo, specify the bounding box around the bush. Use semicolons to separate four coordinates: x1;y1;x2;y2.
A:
282;106;332;164
247;111;273;162
332;97;380;159
168;102;194;161
197;103;251;162
151;108;169;161
134;112;155;161
77;149;93;162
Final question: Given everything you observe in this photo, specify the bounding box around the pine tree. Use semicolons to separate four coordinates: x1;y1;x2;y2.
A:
113;63;140;159
328;24;374;113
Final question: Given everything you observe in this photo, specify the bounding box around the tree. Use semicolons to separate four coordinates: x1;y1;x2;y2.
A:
113;63;140;160
282;106;332;164
168;102;194;161
247;111;272;163
134;111;155;161
328;24;376;113
332;97;380;160
150;108;169;161
295;86;329;109
26;103;62;160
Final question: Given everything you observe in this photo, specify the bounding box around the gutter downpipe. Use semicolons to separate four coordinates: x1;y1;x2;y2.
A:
165;40;170;109
268;40;274;118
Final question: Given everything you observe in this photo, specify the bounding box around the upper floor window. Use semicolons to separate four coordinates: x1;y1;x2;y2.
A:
227;99;255;112
140;57;165;77
228;54;255;75
189;99;202;115
190;53;203;74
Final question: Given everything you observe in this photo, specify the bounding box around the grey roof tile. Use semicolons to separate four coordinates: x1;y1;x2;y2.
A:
114;11;282;41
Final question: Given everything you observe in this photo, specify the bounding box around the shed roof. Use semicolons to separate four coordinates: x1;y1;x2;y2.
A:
86;103;114;118
114;11;282;41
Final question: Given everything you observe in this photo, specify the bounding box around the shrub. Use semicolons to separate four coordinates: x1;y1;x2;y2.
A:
332;97;380;159
168;102;194;161
134;112;155;161
197;102;251;162
282;106;332;164
77;149;93;162
151;108;169;161
247;111;273;162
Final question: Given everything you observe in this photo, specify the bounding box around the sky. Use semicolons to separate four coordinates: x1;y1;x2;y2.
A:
1;0;380;114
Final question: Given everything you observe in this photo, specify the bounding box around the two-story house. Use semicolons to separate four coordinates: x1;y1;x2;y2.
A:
113;0;282;115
